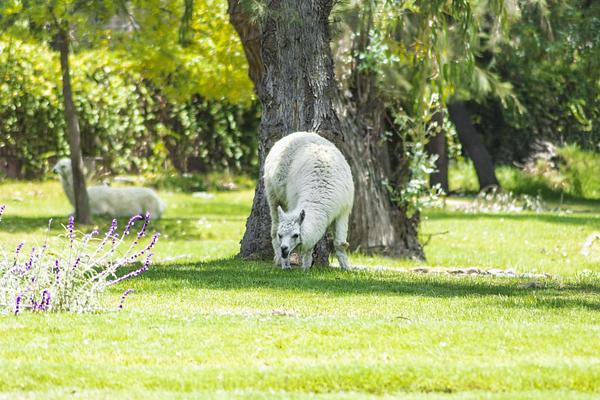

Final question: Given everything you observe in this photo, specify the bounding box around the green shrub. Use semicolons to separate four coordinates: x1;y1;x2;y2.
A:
449;145;600;200
470;2;600;163
0;39;259;179
448;159;479;193
557;145;600;199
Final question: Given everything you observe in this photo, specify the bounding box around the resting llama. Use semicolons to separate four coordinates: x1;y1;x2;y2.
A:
53;158;165;219
264;131;354;270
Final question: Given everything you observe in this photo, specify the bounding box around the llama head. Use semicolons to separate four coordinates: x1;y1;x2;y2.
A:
52;158;72;178
276;206;305;259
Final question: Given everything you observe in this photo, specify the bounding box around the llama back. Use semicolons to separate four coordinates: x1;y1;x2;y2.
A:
264;132;341;204
285;134;353;214
88;186;164;218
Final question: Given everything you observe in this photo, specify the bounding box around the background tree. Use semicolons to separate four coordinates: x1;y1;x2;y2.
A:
426;110;449;193
448;100;499;189
425;1;599;192
0;0;258;179
229;0;424;264
0;0;122;223
227;0;516;263
470;0;600;164
366;0;516;193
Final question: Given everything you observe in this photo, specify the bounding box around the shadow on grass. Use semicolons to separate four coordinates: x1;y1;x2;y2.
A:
143;258;600;311
0;215;69;233
164;200;251;218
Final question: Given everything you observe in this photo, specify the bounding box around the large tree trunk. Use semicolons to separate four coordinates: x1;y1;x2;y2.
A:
448;100;499;190
228;0;423;264
58;28;91;224
427;110;449;193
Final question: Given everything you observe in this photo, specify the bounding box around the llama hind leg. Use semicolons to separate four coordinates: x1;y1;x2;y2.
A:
334;213;351;270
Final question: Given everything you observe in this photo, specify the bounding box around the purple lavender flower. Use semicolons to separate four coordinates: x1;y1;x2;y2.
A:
97;219;118;249
124;213;151;257
72;256;81;270
15;242;24;257
109;253;153;286
124;215;143;236
137;212;151;240
128;233;160;262
105;219;117;242
24;246;36;271
118;289;135;310
41;290;51;311
146;233;160;251
108;219;117;234
30;294;38;311
54;259;61;284
84;229;99;243
67;215;75;243
14;295;22;315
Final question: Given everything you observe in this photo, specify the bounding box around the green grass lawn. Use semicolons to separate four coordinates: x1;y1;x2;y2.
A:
1;181;599;399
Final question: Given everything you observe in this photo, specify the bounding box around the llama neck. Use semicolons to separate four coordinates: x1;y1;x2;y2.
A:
59;174;75;206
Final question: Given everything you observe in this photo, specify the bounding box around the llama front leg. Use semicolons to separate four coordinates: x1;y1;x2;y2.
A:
269;203;282;266
334;214;351;270
273;238;284;267
301;250;313;272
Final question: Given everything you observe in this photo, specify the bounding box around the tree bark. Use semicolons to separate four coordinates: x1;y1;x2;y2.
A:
228;0;423;264
426;110;449;193
58;27;91;224
448;100;499;190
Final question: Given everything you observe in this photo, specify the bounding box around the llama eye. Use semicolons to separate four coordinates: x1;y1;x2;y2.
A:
278;234;282;239
292;234;299;239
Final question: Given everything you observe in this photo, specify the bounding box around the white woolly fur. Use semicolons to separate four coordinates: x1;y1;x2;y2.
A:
53;158;166;219
264;131;354;270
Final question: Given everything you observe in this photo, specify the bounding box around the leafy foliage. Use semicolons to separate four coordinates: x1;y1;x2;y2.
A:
332;0;521;210
106;0;254;104
0;39;65;176
0;0;258;178
469;1;600;162
0;38;259;178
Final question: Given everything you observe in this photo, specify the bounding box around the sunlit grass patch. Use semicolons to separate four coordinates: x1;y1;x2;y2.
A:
0;180;599;398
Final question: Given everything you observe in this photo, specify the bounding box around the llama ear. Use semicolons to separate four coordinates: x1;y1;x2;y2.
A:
277;205;285;220
298;209;305;224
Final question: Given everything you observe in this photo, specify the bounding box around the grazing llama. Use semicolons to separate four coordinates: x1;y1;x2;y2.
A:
264;131;354;270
